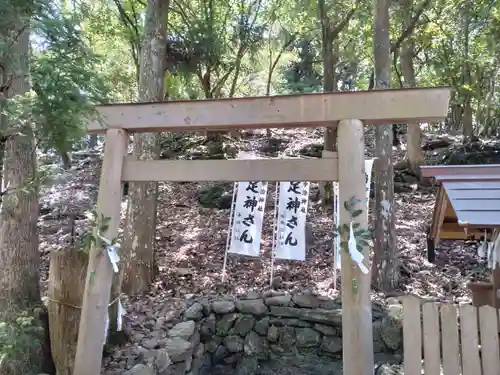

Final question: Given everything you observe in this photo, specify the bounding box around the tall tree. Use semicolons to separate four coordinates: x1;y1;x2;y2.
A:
416;0;500;139
371;0;398;291
121;0;169;296
0;3;46;374
169;0;266;99
80;0;138;103
0;1;114;371
460;5;473;142
318;0;356;204
399;0;425;175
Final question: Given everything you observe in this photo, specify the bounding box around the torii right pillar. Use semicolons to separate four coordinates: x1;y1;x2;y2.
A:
337;119;374;375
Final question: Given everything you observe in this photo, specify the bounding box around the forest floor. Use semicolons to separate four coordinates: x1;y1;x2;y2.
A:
37;126;495;373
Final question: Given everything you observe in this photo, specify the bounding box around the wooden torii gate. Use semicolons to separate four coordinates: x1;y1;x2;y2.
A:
73;87;451;375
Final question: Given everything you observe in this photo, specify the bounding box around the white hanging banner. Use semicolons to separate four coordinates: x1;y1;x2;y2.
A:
334;159;374;271
228;181;268;257
275;181;310;260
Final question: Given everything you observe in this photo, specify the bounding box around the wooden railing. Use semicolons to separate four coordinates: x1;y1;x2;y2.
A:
403;296;500;375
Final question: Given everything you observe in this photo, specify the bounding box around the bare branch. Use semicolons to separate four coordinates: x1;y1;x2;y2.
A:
112;0;142;70
390;0;431;53
392;49;403;88
266;34;296;95
331;5;357;39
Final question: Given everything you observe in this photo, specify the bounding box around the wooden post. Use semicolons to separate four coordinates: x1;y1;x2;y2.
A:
337;119;374;375
492;265;500;308
73;129;128;375
48;248;89;375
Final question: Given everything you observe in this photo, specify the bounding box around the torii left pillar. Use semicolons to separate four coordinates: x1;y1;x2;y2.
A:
73;129;128;375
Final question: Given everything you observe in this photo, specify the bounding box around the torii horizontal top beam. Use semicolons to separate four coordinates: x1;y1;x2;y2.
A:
86;87;451;134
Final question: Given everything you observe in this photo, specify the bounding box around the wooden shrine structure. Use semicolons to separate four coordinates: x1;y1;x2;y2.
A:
422;164;500;250
74;87;451;375
422;164;500;308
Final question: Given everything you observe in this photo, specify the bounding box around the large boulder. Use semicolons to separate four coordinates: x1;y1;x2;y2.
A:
198;183;233;209
375;364;404;375
380;303;404;350
163;337;193;362
123;364;155;375
168;321;196;341
235;299;268;316
212;300;236;314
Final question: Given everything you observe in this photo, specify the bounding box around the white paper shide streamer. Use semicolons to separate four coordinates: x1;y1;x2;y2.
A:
333;159;374;271
104;315;109;345
348;222;369;274
97;233;121;273
103;298;125;345
275;181;310;261
97;233;126;343
117;299;125;331
487;229;500;269
228;181;268;257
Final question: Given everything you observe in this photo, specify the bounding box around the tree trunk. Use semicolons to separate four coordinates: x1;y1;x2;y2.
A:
448;102;463;132
265;35;296;137
318;0;338;205
0;22;49;375
47;249;88;375
88;134;98;149
400;0;424;176
60;151;71;170
120;0;169;299
371;0;398;291
463;100;474;142
461;9;473;143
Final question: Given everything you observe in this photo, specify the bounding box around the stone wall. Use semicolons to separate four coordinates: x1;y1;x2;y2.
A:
124;291;404;375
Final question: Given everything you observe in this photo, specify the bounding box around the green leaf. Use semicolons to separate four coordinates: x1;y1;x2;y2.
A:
361;232;372;239
351;209;363;218
352;223;361;229
344;200;350;211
